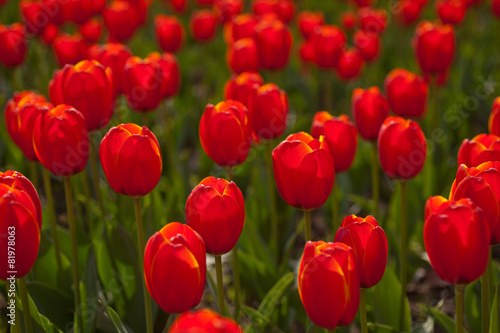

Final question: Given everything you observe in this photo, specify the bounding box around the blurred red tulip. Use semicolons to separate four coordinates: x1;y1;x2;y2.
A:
0;171;42;280
223;14;257;44
335;215;388;288
80;19;102;43
298;241;359;329
199;100;252;167
42;0;65;25
186;177;245;255
169;309;243;333
299;39;315;64
214;0;243;23
378;116;427;179
358;7;387;35
144;222;206;313
123;56;163;112
146;52;180;99
41;23;58;44
0;24;27;67
196;0;214;4
310;25;345;69
224;71;263;107
5;91;52;161
168;0;186;12
52;33;88;67
489;97;500;136
155;15;184;53
103;0;140;42
457;133;500;167
88;43;132;95
49;60;115;131
351;87;389;141
340;11;357;31
255;18;292;70
437;0;466;25
62;0;105;25
227;38;260;73
99;123;162;197
464;0;482;6
350;0;373;7
354;30;380;62
396;0;426;25
190;9;218;42
336;48;364;81
248;83;288;140
311;112;357;173
20;0;48;36
273;132;335;210
384;68;428;118
493;0;500;17
424;197;489;285
33;104;89;177
253;0;294;23
297;11;324;39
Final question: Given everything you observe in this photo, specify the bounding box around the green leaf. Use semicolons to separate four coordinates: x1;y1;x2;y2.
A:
258;272;294;319
242;305;284;333
465;280;481;333
17;286;64;333
419;303;469;333
490;286;499;333
26;281;72;330
106;306;129;333
80;246;99;333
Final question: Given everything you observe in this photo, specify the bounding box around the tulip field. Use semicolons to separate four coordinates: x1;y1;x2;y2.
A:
2;0;500;332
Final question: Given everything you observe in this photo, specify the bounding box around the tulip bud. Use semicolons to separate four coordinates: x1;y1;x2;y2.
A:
154;15;184;53
297;11;324;39
437;0;466;25
252;0;294;24
103;0;140;43
336;48;364;81
351;87;389;141
0;24;27;67
310;25;345;69
298;241;359;329
227;38;260;73
457;133;500;167
169;309;243;333
88;43;132;95
358;7;387;35
52;33;88;67
146;52;181;99
144;222;206;313
354;30;380;62
123;56;163;112
223;13;257;44
20;0;48;36
490;97;500;136
255;17;292;70
41;23;58;45
351;0;374;7
494;0;500;18
396;0;426;26
190;9;218;42
168;0;186;13
384;68;428;118
99;123;162;197
340;11;357;30
214;0;243;23
298;39;315;64
80;18;102;43
224;72;263;108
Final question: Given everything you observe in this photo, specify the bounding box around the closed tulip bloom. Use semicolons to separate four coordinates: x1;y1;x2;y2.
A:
52;33;88;67
199;100;252;167
155;15;184;53
351;87;389;141
494;0;500;17
273;132;335;210
310;25;345;69
33;104;89;177
311;112;357;173
169;309;243;333
396;0;425;25
341;11;357;30
358;7;387;35
490;98;500;136
335;215;388;288
252;0;294;24
298;241;360;329
297;11;324;39
79;19;102;43
227;38;260;73
450;163;500;244
457;133;500;167
41;23;58;45
123;56;163;112
20;0;48;36
299;39;315;64
354;30;380;62
190;9;218;42
144;222;206;313
49;60;115;131
437;0;466;25
223;14;257;44
169;0;187;12
186;177;245;255
249;83;288;140
224;72;263;107
384;68;428;118
336;48;364;81
42;0;65;25
214;0;243;23
0;24;27;67
275;0;294;24
0;171;42;280
255;18;292;70
424;197;489;285
5;91;53;161
62;0;105;24
99;123;161;197
103;0;140;42
464;0;482;7
378;116;427;179
146;52;180;99
88;43;132;95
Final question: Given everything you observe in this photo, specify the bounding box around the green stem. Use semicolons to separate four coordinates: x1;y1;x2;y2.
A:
215;255;226;316
456;285;465;333
399;180;407;332
431;80;439;133
331;182;338;237
29;161;38;191
6;282;21;333
90;139;106;218
18;277;32;333
227;167;233;182
81;169;91;228
142;112;149;127
42;168;62;272
488;249;494;300
481;266;489;333
324;72;333;112
12;66;22;92
232;247;240;321
63;177;81;331
304;210;312;242
327;329;336;333
266;142;279;261
360;288;368;333
133;198;153;333
371;142;380;219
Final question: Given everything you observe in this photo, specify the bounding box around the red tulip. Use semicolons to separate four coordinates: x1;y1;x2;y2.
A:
146;52;180;99
350;0;374;7
275;0;294;24
0;171;42;280
168;309;243;333
168;0;186;12
88;43;132;95
144;222;206;313
224;71;263;107
311;112;357;173
103;0;140;43
335;215;388;288
298;39;315;64
61;0;105;24
52;33;88;67
384;68;428;118
123;56;163;112
42;0;65;25
227;38;260;73
255;17;292;70
490;98;500;136
424;197;489;285
41;23;58;45
248;83;288;141
190;9;218;42
154;15;184;53
396;0;426;25
298;241;359;329
457;133;500;167
196;0;214;5
99;123;162;197
351;87;389;141
199;100;252;167
297;11;324;39
5;91;53;161
464;0;482;7
79;19;102;43
0;24;27;67
378;116;427;179
437;0;466;25
186;177;245;255
354;30;380;62
49;60;115;131
20;0;48;36
336;48;364;81
310;25;345;69
340;11;357;30
223;13;257;44
33;104;89;177
358;7;387;35
493;0;500;17
273;132;335;210
214;0;243;23
252;0;294;23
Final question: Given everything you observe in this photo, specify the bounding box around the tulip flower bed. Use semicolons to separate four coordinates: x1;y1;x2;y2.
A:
1;0;500;332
